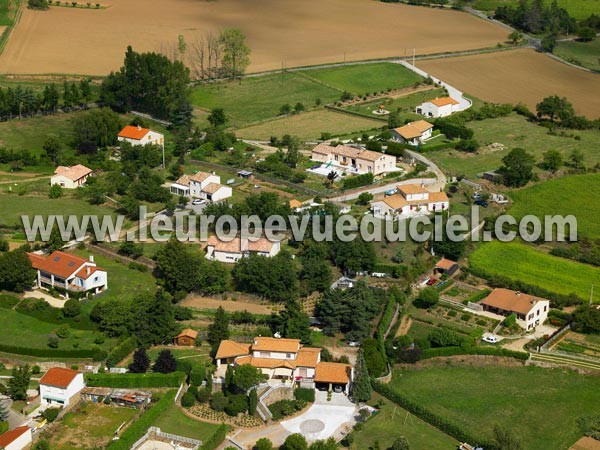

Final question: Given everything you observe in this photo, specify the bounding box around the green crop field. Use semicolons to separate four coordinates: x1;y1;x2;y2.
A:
471;0;599;19
388;365;600;450
353;395;458;450
303;63;424;95
554;39;600;72
190;72;340;128
428;113;600;178
509;173;600;239
469;241;600;299
153;404;222;442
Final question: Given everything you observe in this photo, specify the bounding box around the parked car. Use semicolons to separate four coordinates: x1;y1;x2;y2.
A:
333;385;343;393
192;199;207;206
472;192;482;199
348;341;360;347
474;199;488;208
482;335;499;344
426;278;437;286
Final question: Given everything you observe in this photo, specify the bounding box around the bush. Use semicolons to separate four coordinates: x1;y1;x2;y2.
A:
0;343;106;360
224;393;248;416
190;365;206;386
268;399;305;420
196;387;211;403
42;407;61;422
294;388;315;403
504;313;517;327
49;184;63;199
414;287;439;309
85;372;185;388
105;337;137;368
181;392;196;407
342;173;374;190
200;424;228;450
420;346;529;360
210;392;228;412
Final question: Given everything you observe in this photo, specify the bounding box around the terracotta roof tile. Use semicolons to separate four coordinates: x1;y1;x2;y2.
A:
174;175;191;187
118;125;151;140
236;355;295;369
53;164;92;181
429;97;459;107
0;426;30;447
189;172;212;183
40;367;80;388
435;258;457;271
28;251;92;279
215;340;252;360
202;182;223;194
247;238;275;253
315;362;352;384
176;328;198;340
251;337;300;353
295;347;320;368
480;288;547;316
398;184;429;195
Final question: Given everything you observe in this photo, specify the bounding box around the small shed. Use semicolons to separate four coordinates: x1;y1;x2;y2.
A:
174;328;198;347
237;170;253;179
434;258;459;276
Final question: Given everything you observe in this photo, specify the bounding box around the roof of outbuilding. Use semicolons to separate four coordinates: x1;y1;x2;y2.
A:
0;426;30;447
176;328;198;340
314;362;352;384
429;97;459;107
215;340;252;360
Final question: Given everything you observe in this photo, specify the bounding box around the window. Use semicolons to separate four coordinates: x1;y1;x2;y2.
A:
286;353;291;359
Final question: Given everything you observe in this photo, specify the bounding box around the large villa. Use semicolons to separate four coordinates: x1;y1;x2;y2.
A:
215;336;354;394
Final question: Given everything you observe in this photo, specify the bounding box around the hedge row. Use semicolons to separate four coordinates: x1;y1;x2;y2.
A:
294;387;315;403
341;172;374;190
105;337;138;368
372;380;496;449
0;343;106;361
85;372;186;388
107;390;176;450
420;346;529;361
200;424;228;450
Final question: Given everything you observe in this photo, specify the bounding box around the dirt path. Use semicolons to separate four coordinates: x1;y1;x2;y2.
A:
395;316;413;338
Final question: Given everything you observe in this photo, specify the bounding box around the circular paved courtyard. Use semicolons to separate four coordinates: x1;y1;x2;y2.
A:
300;419;325;434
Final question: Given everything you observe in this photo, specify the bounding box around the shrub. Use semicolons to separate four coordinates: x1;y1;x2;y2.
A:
294;388;315;403
342;173;374;190
49;184;62;198
210;392;228;412
200;424;228;450
504;313;517;327
42;407;61;422
196;387;211;403
0;343;105;360
105;337;137;368
190;365;206;386
47;337;59;348
181;392;196;407
224;393;248;416
268;399;305;420
32;365;41;374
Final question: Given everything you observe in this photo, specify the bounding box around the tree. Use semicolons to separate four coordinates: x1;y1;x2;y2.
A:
361;338;386;377
132;290;177;347
232;364;263;391
281;434;308;450
207;108;228;128
155;239;203;294
43;136;62;163
389;437;410;450
8;365;31;400
129;348;151;373
232;252;298;301
357;192;374;205
309;439;339;450
72;107;122;153
352;349;372;403
577;26;596;42
493;425;523;450
508;30;523;44
248;388;258;416
414;287;439;309
536;96;574;123
569;149;585;170
0;398;9;422
49;184;62;199
500;147;535;187
27;0;49;9
541;149;562;172
0;250;36;292
254;438;274;450
541;34;557;52
45;225;64;252
219;28;251;79
63;298;81;318
32;439;51;450
153;349;177;373
277;300;312;344
572;305;600;333
79;78;92;103
207;306;229;354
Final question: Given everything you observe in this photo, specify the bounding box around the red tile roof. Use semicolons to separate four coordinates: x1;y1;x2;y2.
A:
429;97;459;107
40;367;80;388
480;288;546;315
176;328;198;340
0;426;30;447
27;251;90;279
118;125;150;140
315;362;352;384
53;164;92;181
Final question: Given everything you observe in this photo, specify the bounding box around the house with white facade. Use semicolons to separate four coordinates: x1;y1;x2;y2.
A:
371;184;449;219
170;172;232;202
215;337;353;394
480;288;550;331
50;164;92;189
0;427;32;450
391;120;434;145
39;367;85;408
416;97;460;118
205;236;281;263
311;143;396;176
117;125;164;148
27;251;108;297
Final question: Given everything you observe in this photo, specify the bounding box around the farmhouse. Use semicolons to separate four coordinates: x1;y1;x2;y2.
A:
117;125;164;148
174;328;198;347
0;427;32;450
215;336;353;394
205;236;281;263
170;172;232;202
416;96;460;118
480;288;550;330
50;164;92;189
40;367;85;408
391;120;434;145
371;184;449;219
311;143;396;176
27;251;108;297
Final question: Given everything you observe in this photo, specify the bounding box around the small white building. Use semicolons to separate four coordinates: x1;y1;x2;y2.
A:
28;251;108;297
371;184;449;219
480;288;550;331
170;172;232;202
311;143;397;176
50;164;92;189
39;367;85;408
205;236;281;263
0;427;32;450
117;125;164;148
392;120;434;145
416;97;460;118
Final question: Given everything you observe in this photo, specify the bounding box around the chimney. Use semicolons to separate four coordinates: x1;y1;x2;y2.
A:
87;266;90;276
89;255;94;263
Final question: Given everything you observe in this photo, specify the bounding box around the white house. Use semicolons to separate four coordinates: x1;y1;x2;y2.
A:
205;236;281;263
416;97;460;118
27;251;108;297
170;172;232;202
480;288;550;331
0;427;32;450
311;143;397;176
50;164;92;189
39;367;85;408
371;184;449;219
117;125;164;148
391;120;434;145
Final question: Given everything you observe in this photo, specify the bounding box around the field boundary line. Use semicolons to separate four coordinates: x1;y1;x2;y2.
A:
293;70;344;93
0;0;24;55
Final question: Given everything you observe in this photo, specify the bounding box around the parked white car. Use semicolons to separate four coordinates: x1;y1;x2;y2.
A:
482;335;499;344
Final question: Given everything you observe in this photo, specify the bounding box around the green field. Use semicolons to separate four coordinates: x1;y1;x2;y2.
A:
554;39;600;72
471;0;600;19
509;173;600;239
428;113;600;178
153;404;222;442
353;396;458;450
303;63;423;95
343;87;446;119
469;241;600;299
388;365;600;450
119;346;211;371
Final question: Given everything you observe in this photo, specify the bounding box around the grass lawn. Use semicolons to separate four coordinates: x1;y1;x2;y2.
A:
554;39;600;72
119;345;211;370
304;63;423;95
190;72;340;128
153;403;222;442
469;241;600;299
508;173;600;239
471;0;598;19
353;394;458;450
343;87;446;118
427;113;600;178
236;109;384;140
49;403;138;449
389;365;600;449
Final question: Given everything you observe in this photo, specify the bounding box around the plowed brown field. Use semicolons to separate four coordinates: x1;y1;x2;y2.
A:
419;49;600;118
0;0;507;75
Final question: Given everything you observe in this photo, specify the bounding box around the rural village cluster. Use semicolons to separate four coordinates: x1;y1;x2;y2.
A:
0;0;599;450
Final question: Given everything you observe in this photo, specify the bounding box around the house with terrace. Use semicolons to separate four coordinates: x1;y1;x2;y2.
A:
391;120;434;145
50;164;92;189
170;172;232;202
479;288;550;331
311;143;396;176
27;251;107;297
416;96;460;118
215;337;353;394
117;125;164;148
371;184;448;219
205;236;281;263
